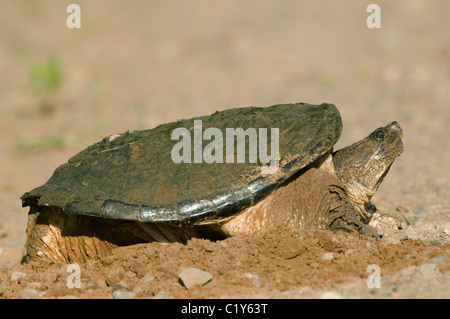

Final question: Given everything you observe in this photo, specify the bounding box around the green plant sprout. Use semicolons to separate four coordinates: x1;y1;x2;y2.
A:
25;55;63;114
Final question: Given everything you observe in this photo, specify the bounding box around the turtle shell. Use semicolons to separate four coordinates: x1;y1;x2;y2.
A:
21;102;342;225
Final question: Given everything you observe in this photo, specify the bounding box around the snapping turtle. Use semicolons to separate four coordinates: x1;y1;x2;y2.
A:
21;102;404;263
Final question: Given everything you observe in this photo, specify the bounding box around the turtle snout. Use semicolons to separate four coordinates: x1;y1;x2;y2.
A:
383;121;403;155
387;121;403;138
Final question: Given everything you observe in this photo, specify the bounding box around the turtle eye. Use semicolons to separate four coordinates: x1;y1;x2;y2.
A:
374;129;386;141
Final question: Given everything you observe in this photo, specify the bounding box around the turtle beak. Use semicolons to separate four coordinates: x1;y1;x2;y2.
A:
387;121;403;138
385;121;403;154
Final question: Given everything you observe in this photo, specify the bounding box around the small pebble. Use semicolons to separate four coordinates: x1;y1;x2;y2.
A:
244;273;262;287
413;205;427;215
112;290;135;299
398;266;418;278
178;267;212;289
27;282;41;290
383;238;400;246
133;274;156;295
112;282;127;291
344;249;355;257
10;271;27;282
428;256;446;263
57;295;79;299
419;263;436;276
425;238;441;246
386;230;409;242
244;273;257;279
322;252;334;261
17;288;39;299
395;205;409;213
96;279;107;288
147;291;172;299
405;225;421;240
138;274;155;285
320;291;342;299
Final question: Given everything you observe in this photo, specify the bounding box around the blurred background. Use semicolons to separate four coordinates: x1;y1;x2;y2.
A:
0;1;449;253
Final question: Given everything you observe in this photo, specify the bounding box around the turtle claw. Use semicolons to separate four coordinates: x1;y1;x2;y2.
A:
327;210;380;240
368;211;409;237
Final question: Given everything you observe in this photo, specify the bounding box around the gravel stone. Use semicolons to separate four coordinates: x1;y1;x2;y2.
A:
322;252;334;260
112;290;135;299
383;237;400;246
17;288;39;299
320;291;342;299
244;273;262;287
344;249;355;257
419;263;437;276
138;274;155;285
178;267;212;289
10;271;27;282
133;274;156;295
413;206;427;215
112;282;127;291
397;266;418;278
146;291;172;299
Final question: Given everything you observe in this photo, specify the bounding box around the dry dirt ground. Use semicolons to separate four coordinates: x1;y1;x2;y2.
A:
0;1;449;299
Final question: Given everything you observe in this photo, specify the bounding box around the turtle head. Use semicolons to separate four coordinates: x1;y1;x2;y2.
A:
332;121;403;220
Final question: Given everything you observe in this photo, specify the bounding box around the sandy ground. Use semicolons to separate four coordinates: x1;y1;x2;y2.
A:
0;1;449;299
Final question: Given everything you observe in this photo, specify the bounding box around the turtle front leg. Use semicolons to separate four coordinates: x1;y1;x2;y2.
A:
222;168;380;238
302;171;380;239
277;168;380;238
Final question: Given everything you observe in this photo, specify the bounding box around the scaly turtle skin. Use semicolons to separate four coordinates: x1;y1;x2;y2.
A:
21;102;404;263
